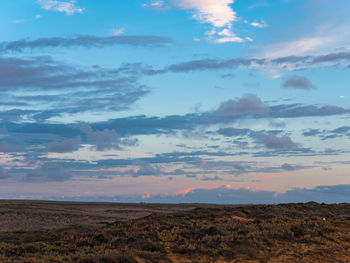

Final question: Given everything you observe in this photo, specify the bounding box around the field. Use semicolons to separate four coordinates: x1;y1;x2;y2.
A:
0;201;349;262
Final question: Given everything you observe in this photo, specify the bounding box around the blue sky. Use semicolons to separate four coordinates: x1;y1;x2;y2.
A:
0;0;350;203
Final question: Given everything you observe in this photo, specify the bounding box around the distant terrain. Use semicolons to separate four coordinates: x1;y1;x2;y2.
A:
0;200;197;232
0;201;349;262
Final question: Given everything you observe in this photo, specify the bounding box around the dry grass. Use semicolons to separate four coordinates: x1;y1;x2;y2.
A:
0;202;349;262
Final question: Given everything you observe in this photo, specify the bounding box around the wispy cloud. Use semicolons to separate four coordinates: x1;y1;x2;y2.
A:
262;24;350;58
37;0;85;15
0;56;150;119
142;0;165;9
11;19;27;24
0;35;173;53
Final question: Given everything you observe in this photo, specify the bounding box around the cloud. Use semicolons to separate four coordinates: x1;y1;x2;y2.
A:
2;94;349;139
11;19;27;24
254;133;298;149
303;129;322;137
245;20;267;28
269;104;350;119
87;129;122;151
0;167;8;179
43;184;350;204
263;21;350;59
302;126;350;140
24;163;72;182
0;56;149;120
331;126;350;134
201;175;222;181
145;0;246;43
213;28;244;43
47;137;81;153
173;0;236;28
312;52;350;64
87;129;138;151
264;37;333;58
37;0;85;15
164;51;350;73
212;94;268;116
220;73;235;79
112;28;125;36
283;75;315;90
0;140;26;152
217;128;251;137
131;163;161;177
0;35;173;53
142;0;165;9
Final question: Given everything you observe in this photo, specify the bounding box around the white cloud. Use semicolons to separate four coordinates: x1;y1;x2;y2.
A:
112;28;125;36
264;36;333;58
173;0;245;44
246;20;267;28
262;24;350;59
174;0;237;28
144;0;250;44
214;28;244;43
37;0;85;15
11;19;27;24
142;0;165;9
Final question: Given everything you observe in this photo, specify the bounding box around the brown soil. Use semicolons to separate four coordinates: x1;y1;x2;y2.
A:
0;200;197;232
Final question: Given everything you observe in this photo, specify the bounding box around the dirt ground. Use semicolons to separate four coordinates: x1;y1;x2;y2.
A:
0;201;349;262
0;200;197;232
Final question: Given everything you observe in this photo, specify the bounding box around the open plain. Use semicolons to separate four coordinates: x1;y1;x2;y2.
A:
0;201;349;262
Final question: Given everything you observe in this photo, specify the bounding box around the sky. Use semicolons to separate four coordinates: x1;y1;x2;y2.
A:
0;0;350;203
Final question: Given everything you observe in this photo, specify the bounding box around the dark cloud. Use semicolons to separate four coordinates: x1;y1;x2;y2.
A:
47;137;81;153
0;56;149;120
303;129;322;137
211;94;268;116
252;148;314;157
283;75;315;90
42;184;350;204
0;140;26;152
201;175;222;181
162;52;350;74
0;167;8;179
269;104;350;118
312;52;350;64
201;160;312;176
131;163;161;177
253;133;298;149
0;35;173;53
24;163;72;182
269;119;286;128
302;126;350;140
217;128;251;137
331;126;350;134
88;129;121;151
87;129;138;151
220;73;235;79
167;58;262;72
1;56;349;122
0;93;349;155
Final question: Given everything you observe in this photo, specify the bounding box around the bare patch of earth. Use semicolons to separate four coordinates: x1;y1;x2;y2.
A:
0;200;198;232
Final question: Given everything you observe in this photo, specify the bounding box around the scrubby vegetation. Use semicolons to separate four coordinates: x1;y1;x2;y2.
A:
0;202;349;262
